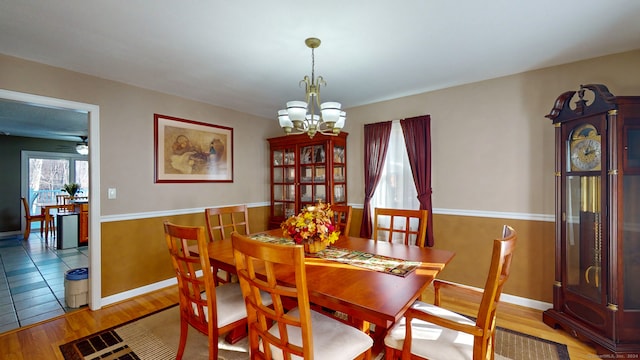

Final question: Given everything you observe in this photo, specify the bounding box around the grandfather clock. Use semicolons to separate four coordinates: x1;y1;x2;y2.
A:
543;84;640;356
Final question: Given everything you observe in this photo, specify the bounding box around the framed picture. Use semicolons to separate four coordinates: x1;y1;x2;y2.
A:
154;114;233;183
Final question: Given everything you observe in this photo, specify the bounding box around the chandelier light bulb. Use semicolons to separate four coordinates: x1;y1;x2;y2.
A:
286;101;308;122
278;109;293;133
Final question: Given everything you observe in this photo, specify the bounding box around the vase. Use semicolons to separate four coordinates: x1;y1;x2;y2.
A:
304;239;327;254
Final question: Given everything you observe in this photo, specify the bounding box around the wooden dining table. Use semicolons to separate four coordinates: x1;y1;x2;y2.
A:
194;228;455;346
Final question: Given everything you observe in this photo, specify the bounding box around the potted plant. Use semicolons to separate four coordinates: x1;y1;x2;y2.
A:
61;183;81;197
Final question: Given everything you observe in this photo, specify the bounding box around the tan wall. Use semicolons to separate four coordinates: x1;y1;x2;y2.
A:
431;214;555;302
0;53;283;216
343;50;640;214
102;205;551;302
101;206;270;296
348;209;553;302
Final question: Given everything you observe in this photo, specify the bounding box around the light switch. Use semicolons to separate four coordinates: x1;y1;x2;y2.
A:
107;188;117;199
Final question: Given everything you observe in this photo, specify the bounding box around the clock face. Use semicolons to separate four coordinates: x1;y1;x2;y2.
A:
570;138;602;171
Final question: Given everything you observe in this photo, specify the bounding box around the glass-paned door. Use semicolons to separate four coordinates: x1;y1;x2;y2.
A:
22;151;88;231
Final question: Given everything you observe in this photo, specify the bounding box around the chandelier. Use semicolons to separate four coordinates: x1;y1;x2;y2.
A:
278;37;346;138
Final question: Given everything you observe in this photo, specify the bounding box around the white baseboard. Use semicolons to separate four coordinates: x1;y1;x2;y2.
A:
100;277;177;307
0;231;23;239
500;292;551;311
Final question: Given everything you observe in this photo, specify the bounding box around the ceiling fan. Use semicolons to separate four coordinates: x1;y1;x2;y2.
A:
76;136;88;155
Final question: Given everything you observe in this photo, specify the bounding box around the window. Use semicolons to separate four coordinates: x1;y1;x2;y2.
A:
371;121;419;210
22;151;88;215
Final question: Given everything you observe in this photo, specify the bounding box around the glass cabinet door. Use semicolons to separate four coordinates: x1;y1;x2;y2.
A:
333;145;345;164
332;144;346;204
333;165;345;182
334;184;345;202
623;174;640;309
300;145;327;207
272;147;296;218
314;184;326;202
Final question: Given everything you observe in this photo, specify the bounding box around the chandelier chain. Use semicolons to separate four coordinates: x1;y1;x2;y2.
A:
311;47;315;84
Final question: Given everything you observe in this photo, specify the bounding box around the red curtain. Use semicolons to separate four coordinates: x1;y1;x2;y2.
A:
400;115;434;246
359;121;392;239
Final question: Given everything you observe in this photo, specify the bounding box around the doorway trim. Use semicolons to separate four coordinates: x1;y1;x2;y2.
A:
0;88;102;310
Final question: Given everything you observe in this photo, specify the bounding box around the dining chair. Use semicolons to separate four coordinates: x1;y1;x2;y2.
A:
384;225;517;360
204;205;250;284
231;232;373;360
56;194;70;205
20;197;45;240
373;208;428;247
55;193;75;216
163;221;250;360
331;204;353;236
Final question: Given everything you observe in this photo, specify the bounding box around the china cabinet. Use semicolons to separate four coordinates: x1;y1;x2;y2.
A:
268;132;347;229
543;84;640;356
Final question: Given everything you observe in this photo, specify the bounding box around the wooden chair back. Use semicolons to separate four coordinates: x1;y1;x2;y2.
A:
399;225;518;360
331;204;353;236
373;208;428;247
21;196;45;239
473;225;517;351
56;194;70;205
231;232;314;359
205;205;250;284
205;205;250;241
164;221;243;360
56;195;75;213
21;196;38;219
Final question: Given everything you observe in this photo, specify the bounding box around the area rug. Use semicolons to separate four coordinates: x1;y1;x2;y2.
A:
60;305;570;360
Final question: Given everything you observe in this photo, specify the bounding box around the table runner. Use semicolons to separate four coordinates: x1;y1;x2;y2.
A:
250;234;420;277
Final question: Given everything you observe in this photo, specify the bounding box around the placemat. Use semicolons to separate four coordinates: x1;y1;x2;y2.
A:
250;234;420;277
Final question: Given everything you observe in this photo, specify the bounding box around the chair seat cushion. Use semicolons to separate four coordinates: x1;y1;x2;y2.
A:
384;300;476;360
197;282;273;327
266;308;373;360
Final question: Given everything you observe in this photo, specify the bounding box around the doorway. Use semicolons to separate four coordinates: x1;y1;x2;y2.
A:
0;89;102;313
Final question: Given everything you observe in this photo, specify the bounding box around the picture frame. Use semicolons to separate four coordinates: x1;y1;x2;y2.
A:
154;114;233;183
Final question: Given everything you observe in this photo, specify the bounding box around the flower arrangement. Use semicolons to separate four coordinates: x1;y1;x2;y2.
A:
281;201;340;248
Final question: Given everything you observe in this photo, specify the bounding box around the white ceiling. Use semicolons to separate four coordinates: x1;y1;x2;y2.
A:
1;0;640;139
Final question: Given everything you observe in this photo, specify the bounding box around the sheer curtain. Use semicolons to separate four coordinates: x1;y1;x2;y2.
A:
371;121;420;214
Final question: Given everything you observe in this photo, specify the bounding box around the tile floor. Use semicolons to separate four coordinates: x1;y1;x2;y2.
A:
0;232;88;333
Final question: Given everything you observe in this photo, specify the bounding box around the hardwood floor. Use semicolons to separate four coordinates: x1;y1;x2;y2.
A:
0;286;179;360
0;285;598;360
